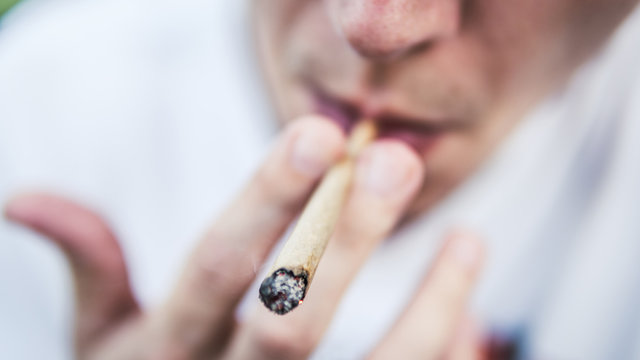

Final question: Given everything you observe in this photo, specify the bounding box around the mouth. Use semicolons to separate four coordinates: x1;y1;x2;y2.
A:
313;89;452;155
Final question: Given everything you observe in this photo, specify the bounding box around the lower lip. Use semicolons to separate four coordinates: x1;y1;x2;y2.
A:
377;126;442;155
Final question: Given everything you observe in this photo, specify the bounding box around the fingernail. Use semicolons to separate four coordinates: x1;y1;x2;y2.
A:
450;234;483;269
358;144;415;196
290;130;332;177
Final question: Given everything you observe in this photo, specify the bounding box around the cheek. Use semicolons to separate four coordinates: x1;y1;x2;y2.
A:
284;2;366;97
391;38;496;121
465;0;572;90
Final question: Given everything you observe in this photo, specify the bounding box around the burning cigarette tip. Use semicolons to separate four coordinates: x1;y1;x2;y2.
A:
259;268;308;315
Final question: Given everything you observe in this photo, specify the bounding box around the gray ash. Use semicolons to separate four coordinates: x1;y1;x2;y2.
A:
259;268;308;315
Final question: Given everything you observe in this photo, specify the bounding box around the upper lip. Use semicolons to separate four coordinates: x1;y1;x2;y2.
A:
312;86;461;134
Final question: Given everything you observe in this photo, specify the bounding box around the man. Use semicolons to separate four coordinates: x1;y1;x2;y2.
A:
1;0;640;359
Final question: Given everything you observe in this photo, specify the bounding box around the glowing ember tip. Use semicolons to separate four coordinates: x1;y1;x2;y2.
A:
259;268;308;315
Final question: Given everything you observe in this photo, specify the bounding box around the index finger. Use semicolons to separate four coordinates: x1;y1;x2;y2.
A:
154;116;346;356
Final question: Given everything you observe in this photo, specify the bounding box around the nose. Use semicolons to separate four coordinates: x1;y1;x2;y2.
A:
327;0;461;59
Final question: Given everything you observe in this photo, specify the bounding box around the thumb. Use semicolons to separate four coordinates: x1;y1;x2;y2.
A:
4;193;139;353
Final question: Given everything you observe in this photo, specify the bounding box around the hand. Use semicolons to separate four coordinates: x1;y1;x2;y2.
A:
5;116;486;360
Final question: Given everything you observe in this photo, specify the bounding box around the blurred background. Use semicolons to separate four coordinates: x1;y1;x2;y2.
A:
0;1;275;358
0;0;20;17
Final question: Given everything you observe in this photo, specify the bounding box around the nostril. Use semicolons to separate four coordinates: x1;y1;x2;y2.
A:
346;33;436;60
404;40;435;58
345;35;410;60
340;17;423;59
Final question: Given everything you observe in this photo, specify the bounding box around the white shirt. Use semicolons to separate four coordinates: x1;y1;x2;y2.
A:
1;1;640;359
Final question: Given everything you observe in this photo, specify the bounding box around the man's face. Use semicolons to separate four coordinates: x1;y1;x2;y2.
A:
254;0;636;215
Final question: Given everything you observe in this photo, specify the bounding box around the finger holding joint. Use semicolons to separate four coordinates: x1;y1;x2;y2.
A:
333;140;424;251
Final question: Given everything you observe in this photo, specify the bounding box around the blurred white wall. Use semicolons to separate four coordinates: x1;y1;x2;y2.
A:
0;1;271;359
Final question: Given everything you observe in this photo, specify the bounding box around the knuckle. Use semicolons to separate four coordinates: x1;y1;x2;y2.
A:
332;218;383;253
252;161;302;216
439;263;475;297
426;272;471;315
187;245;254;299
254;162;284;198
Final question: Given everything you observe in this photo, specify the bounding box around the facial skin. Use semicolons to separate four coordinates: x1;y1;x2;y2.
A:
254;0;638;216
